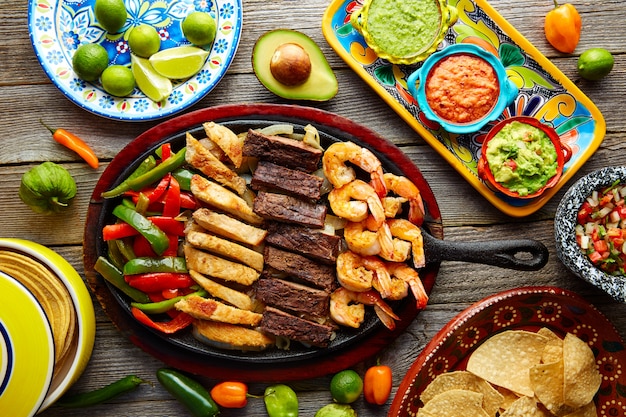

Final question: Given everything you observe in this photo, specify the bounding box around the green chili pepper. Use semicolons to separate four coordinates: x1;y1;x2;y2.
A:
102;147;186;198
172;168;195;191
131;289;206;314
156;368;220;417
94;256;150;303
123;256;187;275
112;204;170;256
264;384;299;417
56;375;148;408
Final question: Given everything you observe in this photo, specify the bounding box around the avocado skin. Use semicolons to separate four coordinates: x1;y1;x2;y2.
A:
253;29;338;101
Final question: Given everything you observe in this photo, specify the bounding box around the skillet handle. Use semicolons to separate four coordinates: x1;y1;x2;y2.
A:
427;237;549;271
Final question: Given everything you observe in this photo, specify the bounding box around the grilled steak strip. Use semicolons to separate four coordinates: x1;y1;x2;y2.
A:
251;160;323;200
253;191;327;228
265;223;341;265
256;277;330;318
243;129;322;173
264;245;337;291
260;306;334;348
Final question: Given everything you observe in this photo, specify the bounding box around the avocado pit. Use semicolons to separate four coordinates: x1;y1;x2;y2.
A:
270;43;312;86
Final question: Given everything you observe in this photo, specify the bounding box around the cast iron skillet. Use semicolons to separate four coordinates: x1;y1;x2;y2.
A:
84;104;547;381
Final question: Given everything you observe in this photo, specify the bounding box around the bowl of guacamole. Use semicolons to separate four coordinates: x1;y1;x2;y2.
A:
477;117;572;199
350;0;458;65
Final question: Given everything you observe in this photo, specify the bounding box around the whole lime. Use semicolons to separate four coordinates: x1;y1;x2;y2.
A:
182;11;217;46
577;48;614;81
330;370;363;404
72;43;109;81
101;65;135;96
128;24;161;58
94;0;127;33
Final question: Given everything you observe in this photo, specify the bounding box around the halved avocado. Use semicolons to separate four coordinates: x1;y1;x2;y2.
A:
253;29;338;101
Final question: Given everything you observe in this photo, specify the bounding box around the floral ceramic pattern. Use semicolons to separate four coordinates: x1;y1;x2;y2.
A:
555;167;626;302
388;287;626;417
322;0;605;217
28;0;242;121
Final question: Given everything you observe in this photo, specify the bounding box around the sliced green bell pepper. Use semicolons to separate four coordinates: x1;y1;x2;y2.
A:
112;205;170;256
94;256;150;303
123;256;187;275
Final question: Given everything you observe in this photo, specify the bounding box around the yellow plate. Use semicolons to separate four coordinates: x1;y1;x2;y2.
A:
322;0;606;217
0;271;54;416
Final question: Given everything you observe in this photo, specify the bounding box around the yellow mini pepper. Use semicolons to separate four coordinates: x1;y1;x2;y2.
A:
544;0;581;53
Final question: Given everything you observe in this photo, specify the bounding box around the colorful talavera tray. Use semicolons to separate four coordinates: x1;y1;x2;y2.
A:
322;0;606;217
388;286;626;417
28;0;242;122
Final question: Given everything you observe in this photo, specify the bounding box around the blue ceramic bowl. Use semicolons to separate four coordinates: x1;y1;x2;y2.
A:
407;44;518;134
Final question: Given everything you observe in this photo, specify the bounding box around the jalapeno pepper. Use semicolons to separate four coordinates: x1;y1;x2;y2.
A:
112;204;170;256
156;368;220;417
94;256;150;303
56;375;148;408
544;0;581;53
264;384;299;417
102;147;187;198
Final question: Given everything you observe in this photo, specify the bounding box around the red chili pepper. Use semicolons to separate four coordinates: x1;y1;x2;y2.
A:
131;307;193;334
41;120;99;169
363;362;392;405
126;272;194;293
210;381;249;408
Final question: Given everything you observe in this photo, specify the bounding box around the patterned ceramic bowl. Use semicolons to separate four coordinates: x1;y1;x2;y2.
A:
350;0;457;65
555;166;626;301
477;116;572;199
0;238;96;412
407;44;518;134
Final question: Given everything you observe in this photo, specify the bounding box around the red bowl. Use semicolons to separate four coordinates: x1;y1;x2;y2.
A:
477;116;572;199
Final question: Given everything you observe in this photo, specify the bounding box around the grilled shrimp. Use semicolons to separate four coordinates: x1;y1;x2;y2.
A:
336;250;392;297
329;287;399;330
386;218;426;268
385;262;429;309
323;141;387;197
383;173;425;226
328;179;386;227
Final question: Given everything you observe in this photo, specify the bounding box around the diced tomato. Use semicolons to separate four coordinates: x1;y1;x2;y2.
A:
593;240;609;253
588;251;603;264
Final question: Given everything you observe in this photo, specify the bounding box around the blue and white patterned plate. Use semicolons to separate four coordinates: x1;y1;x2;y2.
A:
28;0;242;121
555;166;626;302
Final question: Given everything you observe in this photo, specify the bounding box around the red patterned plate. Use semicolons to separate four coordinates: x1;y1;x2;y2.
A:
388;286;626;417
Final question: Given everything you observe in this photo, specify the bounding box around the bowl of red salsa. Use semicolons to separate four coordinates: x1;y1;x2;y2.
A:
477;116;572;199
407;43;518;134
555;166;626;302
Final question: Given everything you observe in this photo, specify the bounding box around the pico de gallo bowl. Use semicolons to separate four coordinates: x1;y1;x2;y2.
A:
555;166;626;302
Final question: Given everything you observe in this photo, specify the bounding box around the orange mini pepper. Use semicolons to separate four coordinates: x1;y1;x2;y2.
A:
544;0;581;53
210;381;249;408
363;362;392;405
41;120;99;169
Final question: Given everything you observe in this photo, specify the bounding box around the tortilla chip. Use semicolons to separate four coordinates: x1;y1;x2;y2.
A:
563;401;597;417
420;371;503;417
500;396;552;417
466;330;548;397
420;389;490;417
530;359;575;416
497;386;521;411
563;333;602;408
538;327;564;364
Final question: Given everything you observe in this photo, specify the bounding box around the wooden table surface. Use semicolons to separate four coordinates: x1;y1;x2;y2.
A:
2;0;625;415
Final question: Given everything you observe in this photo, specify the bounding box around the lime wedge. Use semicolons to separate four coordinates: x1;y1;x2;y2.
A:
148;46;210;79
131;53;172;102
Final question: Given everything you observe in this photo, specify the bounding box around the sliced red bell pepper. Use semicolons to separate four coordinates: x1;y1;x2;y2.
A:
162;176;181;217
133;235;158;258
162;235;180;257
126;272;193;293
160;143;172;160
131;307;193;334
141;173;171;204
179;192;198;209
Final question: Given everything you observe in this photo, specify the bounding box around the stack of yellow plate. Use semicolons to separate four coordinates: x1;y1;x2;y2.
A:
0;238;96;415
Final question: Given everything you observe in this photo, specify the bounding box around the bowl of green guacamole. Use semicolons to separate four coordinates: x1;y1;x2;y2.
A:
350;0;458;65
477;116;572;199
